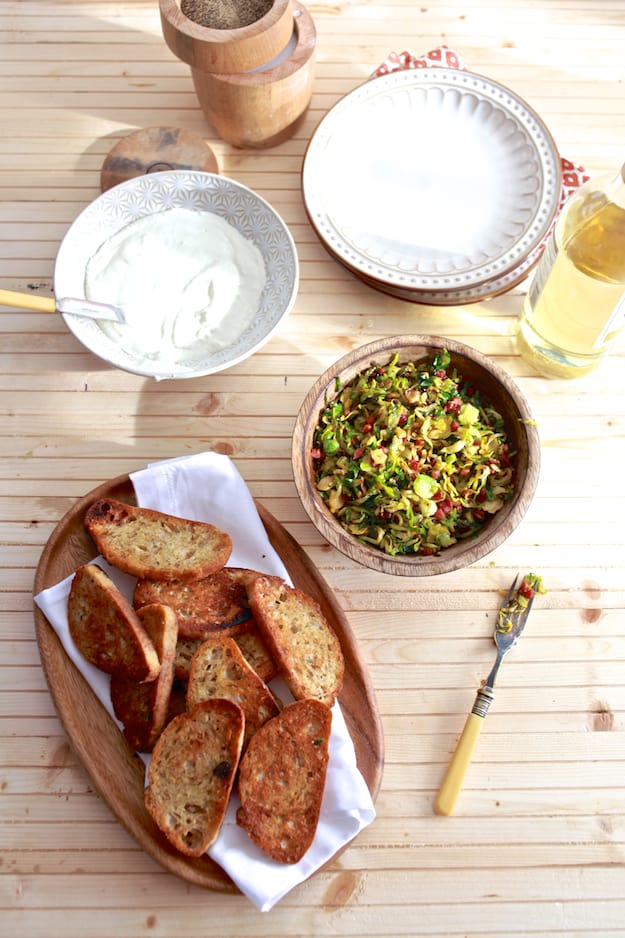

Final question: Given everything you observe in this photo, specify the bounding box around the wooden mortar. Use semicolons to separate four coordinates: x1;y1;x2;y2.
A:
190;2;316;148
159;0;294;74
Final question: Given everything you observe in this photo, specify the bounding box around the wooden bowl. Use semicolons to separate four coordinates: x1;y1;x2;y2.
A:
292;335;540;577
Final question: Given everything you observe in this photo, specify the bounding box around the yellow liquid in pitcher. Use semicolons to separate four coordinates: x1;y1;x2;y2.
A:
518;195;625;377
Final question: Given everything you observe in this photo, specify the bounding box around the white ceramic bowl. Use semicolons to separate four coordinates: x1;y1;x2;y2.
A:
54;170;299;379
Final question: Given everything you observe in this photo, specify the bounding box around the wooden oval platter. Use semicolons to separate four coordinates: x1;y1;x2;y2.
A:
33;474;384;893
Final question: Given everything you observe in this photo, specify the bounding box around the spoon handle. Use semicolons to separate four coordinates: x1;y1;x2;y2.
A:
0;288;56;313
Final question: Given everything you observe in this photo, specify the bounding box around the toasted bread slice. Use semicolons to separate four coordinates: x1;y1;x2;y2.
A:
84;497;232;582
233;626;278;684
67;563;160;681
248;576;344;707
145;699;244;857
186;636;280;749
134;567;253;640
110;603;178;752
174;622;277;684
236;699;332;863
174;635;204;682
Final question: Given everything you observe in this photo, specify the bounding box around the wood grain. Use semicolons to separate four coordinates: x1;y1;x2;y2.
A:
100;126;219;191
33;476;384;892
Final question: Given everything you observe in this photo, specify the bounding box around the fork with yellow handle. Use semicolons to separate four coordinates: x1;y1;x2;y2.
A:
434;573;542;816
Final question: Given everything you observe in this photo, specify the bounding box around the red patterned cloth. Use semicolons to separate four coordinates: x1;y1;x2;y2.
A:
373;46;590;230
374;46;467;74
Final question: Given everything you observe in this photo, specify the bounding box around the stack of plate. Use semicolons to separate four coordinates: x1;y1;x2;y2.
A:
302;68;562;305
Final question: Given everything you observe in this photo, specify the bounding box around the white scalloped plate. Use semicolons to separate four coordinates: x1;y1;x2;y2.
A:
54;171;299;379
338;236;543;306
302;68;561;293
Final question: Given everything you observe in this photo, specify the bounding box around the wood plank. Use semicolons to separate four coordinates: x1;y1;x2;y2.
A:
2;0;625;933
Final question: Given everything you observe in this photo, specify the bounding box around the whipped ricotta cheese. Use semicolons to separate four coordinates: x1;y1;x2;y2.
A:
85;206;266;365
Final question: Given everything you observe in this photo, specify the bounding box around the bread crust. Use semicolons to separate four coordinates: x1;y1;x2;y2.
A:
236;699;332;863
67;563;160;681
110;603;178;752
145;699;244;857
248;576;344;706
84;497;232;581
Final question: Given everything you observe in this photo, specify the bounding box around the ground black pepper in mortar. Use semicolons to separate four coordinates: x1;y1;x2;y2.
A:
180;0;273;29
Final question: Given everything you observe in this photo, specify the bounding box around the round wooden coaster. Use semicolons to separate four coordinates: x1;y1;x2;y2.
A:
100;126;219;191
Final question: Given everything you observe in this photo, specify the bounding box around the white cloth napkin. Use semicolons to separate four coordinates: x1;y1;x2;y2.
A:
34;451;376;911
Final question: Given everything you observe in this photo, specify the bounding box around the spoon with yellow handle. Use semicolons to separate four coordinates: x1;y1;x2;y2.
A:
0;288;125;322
434;573;542;816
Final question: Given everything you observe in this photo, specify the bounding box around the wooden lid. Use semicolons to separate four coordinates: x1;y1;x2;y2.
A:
159;0;294;74
100;127;219;191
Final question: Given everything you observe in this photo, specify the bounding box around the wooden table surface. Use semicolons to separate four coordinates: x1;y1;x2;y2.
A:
2;1;625;935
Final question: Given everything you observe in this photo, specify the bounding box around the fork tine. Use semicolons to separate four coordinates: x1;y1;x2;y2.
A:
513;582;536;631
506;573;520;602
496;574;534;639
